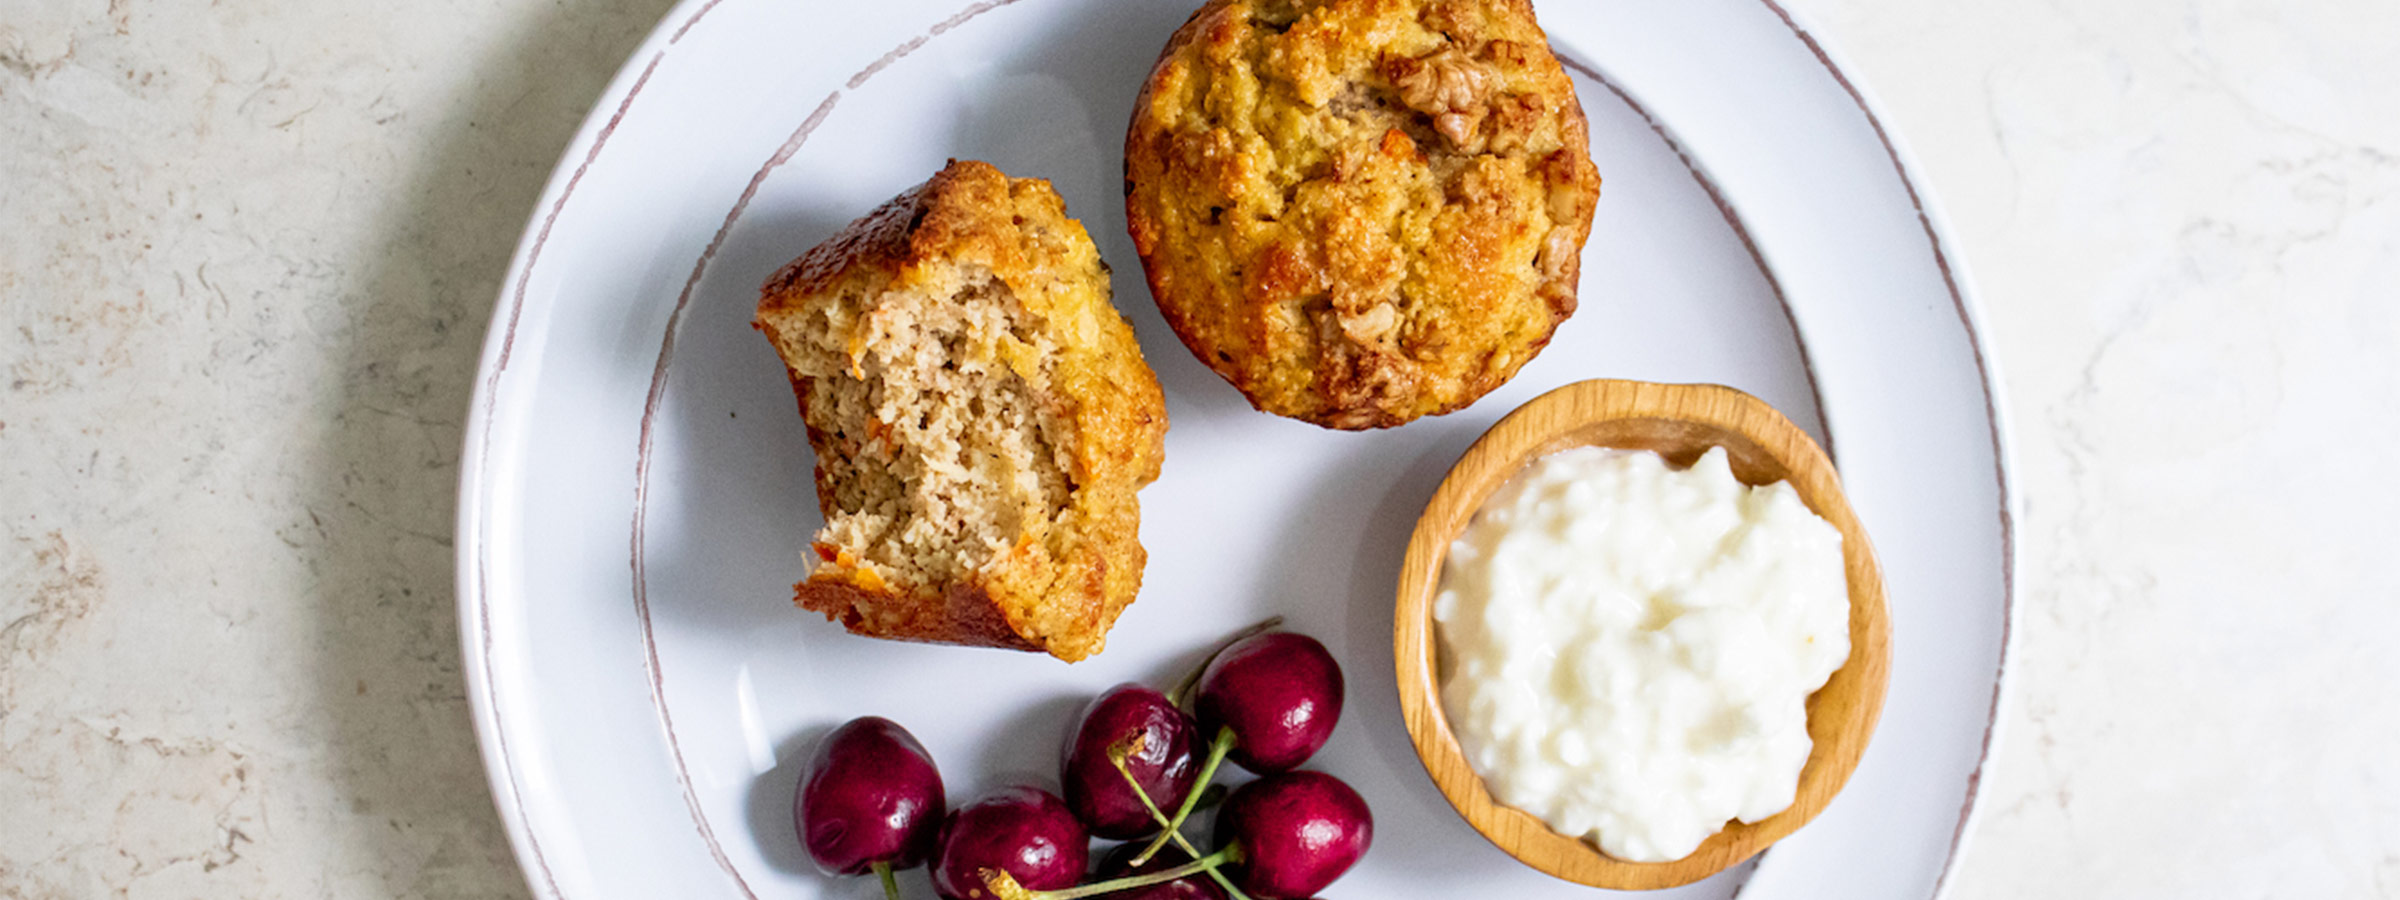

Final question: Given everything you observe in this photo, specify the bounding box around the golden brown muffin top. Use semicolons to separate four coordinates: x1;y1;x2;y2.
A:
1127;0;1600;429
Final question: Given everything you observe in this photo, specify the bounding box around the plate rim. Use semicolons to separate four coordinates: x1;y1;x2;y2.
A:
454;2;724;897
453;1;2021;897
1748;4;2023;892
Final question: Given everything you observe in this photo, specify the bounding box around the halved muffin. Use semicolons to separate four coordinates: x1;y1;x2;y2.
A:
755;160;1168;662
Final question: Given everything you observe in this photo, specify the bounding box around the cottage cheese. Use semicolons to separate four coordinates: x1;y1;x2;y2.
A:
1433;446;1850;862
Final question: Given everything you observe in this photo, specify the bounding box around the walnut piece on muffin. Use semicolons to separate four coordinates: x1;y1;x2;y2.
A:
1126;0;1601;429
754;160;1168;662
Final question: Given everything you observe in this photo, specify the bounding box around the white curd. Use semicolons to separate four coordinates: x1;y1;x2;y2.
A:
1433;446;1850;862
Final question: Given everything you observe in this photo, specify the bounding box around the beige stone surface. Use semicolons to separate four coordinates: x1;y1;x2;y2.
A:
4;0;2395;897
3;0;676;896
1776;1;2400;896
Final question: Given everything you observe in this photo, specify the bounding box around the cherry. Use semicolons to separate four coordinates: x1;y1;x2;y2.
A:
795;716;945;894
1214;771;1371;900
1194;632;1344;774
1064;684;1202;840
933;786;1089;900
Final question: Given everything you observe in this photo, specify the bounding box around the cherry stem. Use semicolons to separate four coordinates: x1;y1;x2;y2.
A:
1109;746;1254;900
988;845;1244;900
1108;739;1174;832
1168;616;1283;710
1132;725;1235;867
872;861;899;900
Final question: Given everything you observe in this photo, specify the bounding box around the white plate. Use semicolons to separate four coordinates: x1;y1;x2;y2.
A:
456;0;2017;897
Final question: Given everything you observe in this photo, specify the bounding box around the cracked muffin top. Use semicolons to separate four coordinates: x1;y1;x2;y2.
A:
1126;0;1600;429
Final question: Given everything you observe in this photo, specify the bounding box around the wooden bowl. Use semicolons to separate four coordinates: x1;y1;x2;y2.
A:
1392;379;1891;889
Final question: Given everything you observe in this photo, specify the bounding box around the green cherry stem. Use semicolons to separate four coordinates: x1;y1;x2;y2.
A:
1108;741;1175;833
982;845;1244;900
872;861;899;900
1132;725;1236;867
1168;616;1284;710
1109;746;1254;900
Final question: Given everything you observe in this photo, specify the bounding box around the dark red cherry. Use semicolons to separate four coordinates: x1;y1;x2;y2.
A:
931;785;1089;900
1063;683;1202;839
795;716;945;875
1193;632;1344;773
1216;771;1371;899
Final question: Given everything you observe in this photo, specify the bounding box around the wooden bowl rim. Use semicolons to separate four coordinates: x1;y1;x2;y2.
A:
1391;379;1891;890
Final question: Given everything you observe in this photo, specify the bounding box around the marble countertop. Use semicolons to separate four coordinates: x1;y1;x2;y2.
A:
4;0;2393;896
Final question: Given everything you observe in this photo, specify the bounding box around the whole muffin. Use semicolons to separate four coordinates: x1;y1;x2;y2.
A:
1126;0;1601;429
755;160;1168;662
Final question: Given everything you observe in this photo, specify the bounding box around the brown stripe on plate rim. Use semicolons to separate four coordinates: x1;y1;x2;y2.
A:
671;0;728;43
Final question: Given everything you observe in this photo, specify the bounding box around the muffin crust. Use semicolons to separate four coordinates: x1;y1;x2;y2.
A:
1127;0;1601;429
